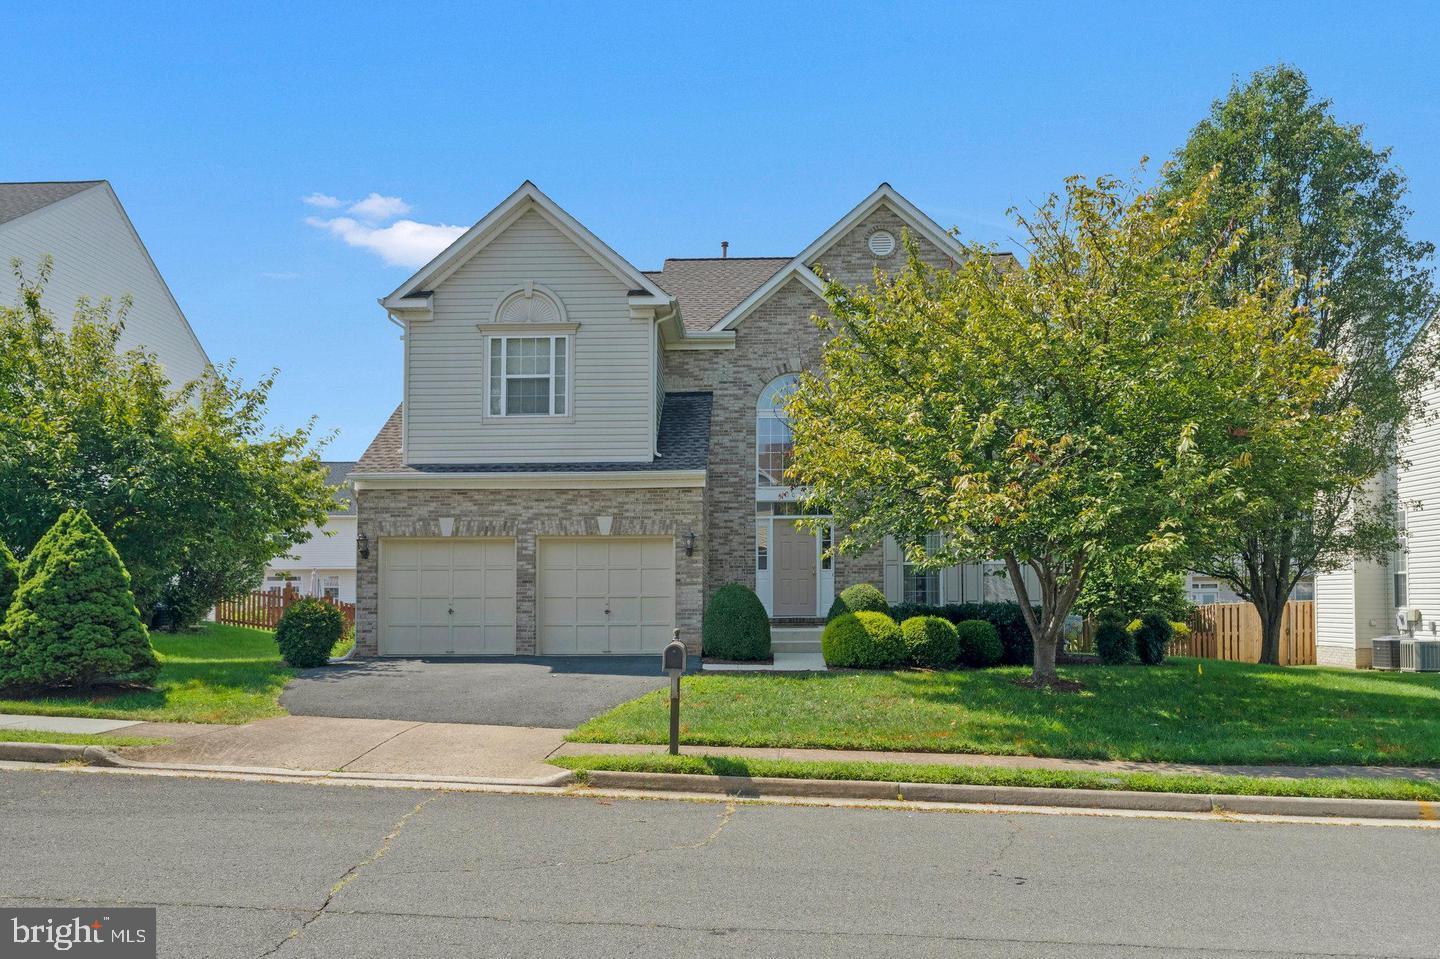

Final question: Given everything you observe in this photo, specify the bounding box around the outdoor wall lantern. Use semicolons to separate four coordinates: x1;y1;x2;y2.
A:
684;530;696;557
357;532;370;560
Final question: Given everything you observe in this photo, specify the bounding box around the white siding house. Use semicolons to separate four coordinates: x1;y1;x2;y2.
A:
0;181;210;386
262;462;357;604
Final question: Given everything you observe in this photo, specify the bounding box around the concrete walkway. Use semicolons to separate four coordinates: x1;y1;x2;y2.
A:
102;716;570;780
553;741;1440;783
0;712;141;734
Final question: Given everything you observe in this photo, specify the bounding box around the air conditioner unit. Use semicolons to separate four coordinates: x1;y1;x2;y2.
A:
1400;639;1440;672
1373;636;1403;671
1397;609;1412;632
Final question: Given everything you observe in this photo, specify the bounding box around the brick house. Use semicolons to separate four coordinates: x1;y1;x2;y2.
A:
350;182;1023;656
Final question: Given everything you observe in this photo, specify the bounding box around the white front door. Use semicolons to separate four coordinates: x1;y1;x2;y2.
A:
538;537;675;654
380;538;517;655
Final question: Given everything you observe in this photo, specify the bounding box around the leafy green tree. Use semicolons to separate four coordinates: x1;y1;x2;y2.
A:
0;539;18;618
1162;65;1439;664
0;509;159;690
1075;550;1190;622
0;258;336;621
787;172;1336;684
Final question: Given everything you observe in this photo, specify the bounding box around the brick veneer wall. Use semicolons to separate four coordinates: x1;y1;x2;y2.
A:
354;486;705;655
664;206;960;608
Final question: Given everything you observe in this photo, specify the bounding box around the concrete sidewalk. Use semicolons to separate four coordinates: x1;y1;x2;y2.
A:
553;741;1440;783
102;715;569;780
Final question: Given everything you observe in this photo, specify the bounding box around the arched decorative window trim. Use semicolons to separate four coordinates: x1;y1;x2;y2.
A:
488;281;570;328
756;373;800;493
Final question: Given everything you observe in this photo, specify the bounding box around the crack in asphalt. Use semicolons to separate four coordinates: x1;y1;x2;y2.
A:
981;816;1029;885
255;790;444;958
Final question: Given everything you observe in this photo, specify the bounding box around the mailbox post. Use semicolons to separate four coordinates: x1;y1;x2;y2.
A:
661;629;687;756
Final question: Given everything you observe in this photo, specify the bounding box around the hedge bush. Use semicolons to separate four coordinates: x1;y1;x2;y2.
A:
0;509;159;690
887;601;1035;665
1094;611;1137;665
900;615;960;669
1133;609;1173;665
0;539;18;620
955;619;1004;667
275;598;345;668
826;583;890;622
702;582;771;660
821;611;907;669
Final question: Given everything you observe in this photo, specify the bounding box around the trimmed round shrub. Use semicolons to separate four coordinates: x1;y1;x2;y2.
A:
0;509;158;690
955;619;1003;667
275;598;345;668
822;611;906;669
1133;609;1173;665
1094;612;1137;665
702;582;771;660
825;583;890;622
901;615;960;669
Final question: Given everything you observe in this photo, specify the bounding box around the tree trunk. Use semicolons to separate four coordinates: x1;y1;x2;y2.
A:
1256;595;1286;665
1031;628;1060;684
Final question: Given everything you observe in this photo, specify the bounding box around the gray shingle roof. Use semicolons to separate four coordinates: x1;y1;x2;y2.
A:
644;257;790;332
354;392;712;475
322;460;358;514
0;181;105;226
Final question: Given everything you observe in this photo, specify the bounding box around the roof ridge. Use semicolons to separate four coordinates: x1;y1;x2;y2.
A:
660;255;790;263
0;179;106;187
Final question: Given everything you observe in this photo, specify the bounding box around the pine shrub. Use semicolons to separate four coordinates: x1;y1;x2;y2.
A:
275;598;345;668
0;509;158;690
1133;609;1174;665
702;582;771;660
0;539;18;620
1094;611;1137;665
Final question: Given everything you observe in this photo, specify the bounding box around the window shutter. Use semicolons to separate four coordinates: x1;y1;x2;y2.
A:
882;536;903;603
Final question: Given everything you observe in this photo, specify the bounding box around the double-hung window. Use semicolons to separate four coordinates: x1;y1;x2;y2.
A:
902;533;944;605
487;335;568;417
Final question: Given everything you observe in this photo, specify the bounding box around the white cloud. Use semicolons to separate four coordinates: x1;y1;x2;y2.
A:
306;216;466;269
347;193;412;221
302;192;344;209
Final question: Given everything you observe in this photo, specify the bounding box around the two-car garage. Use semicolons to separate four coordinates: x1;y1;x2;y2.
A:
379;536;676;656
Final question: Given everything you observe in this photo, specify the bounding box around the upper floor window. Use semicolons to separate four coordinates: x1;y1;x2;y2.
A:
1394;507;1409;608
487;335;569;416
756;374;799;488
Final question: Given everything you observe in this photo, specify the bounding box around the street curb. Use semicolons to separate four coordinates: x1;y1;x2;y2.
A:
0;742;131;766
0;740;574;788
578;770;1440;821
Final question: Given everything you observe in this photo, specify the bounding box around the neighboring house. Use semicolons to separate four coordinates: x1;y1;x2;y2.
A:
351;181;1030;657
1185;572;1313;606
262;461;358;604
0;180;210;386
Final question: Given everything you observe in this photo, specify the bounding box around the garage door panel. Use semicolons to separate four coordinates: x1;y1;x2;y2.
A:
538;537;675;655
381;538;516;655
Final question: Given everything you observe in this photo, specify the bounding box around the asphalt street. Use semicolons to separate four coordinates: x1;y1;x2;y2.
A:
2;767;1437;958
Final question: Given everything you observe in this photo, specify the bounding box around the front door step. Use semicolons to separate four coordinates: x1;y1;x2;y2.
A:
772;625;822;655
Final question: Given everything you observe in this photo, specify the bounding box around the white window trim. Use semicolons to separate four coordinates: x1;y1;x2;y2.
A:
901;534;944;606
484;334;573;421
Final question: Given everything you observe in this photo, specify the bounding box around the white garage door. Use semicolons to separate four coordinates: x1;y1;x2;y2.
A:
381;538;516;655
538;537;675;654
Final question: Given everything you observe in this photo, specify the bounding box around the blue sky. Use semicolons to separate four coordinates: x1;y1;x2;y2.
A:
6;1;1438;458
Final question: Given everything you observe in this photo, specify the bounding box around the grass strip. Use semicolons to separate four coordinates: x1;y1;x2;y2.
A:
551;753;1440;803
0;730;165;747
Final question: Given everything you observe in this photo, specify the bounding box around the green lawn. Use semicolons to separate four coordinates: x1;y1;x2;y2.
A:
0;623;296;725
0;729;165;747
569;658;1440;766
552;753;1440;803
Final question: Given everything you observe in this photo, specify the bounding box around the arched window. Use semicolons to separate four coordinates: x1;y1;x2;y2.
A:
756;374;799;489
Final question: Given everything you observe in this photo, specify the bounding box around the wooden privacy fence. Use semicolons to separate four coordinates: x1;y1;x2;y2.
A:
1182;600;1315;666
1068;600;1316;665
214;588;355;631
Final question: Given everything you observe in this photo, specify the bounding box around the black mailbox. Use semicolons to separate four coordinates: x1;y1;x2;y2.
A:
662;638;687;676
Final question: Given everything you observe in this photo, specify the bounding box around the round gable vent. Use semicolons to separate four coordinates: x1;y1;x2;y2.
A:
867;229;896;258
498;287;562;325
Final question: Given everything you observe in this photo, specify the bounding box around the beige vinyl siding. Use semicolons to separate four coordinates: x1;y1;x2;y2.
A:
1314;566;1357;651
406;208;653;464
0;184;209;386
653;329;665;436
267;516;357;571
1399;373;1440;632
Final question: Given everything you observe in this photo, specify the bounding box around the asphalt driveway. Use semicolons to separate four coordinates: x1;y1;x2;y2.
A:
279;656;690;728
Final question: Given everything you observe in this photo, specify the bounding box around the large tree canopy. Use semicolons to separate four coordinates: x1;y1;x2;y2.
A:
0;258;335;620
786;172;1338;684
1162;64;1439;664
